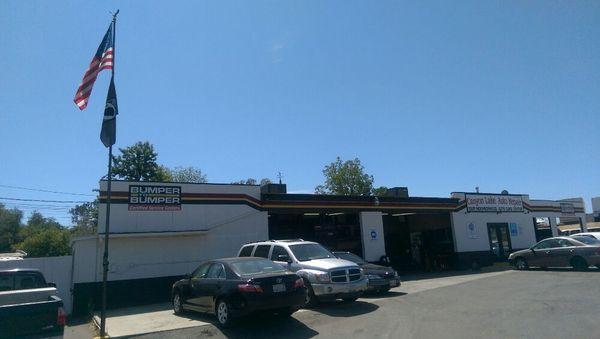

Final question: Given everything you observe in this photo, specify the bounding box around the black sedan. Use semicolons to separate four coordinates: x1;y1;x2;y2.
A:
333;251;400;293
171;257;306;327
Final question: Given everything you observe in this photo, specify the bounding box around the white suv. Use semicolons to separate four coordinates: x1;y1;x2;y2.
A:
237;239;368;306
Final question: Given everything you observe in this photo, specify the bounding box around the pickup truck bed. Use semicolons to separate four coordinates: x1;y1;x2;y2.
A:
0;269;65;337
0;294;64;337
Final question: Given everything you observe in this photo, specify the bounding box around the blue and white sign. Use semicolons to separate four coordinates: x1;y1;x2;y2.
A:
370;229;378;240
509;223;518;236
467;222;479;239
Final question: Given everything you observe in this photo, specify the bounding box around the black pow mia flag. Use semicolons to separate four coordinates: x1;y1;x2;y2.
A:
100;77;118;147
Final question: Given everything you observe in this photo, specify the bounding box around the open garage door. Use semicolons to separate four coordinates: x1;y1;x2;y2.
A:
383;212;455;272
268;212;363;256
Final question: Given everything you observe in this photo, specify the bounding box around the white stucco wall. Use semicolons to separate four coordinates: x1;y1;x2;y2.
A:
359;211;386;262
73;181;268;284
451;193;587;253
451;211;537;252
98;181;262;234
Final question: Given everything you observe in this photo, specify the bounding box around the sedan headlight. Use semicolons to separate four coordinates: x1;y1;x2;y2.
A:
315;272;330;283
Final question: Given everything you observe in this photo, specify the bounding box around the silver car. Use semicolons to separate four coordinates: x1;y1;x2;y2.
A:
508;236;600;270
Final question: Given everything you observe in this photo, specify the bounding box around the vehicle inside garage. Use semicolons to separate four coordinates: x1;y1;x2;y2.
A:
383;212;455;271
268;211;363;256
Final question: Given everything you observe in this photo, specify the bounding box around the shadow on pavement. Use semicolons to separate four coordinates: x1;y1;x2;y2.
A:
175;310;319;339
399;266;512;282
360;291;407;299
525;267;600;273
223;314;319;339
308;300;378;317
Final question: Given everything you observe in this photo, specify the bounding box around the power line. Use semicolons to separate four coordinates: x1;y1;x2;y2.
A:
0;197;90;204
0;184;96;197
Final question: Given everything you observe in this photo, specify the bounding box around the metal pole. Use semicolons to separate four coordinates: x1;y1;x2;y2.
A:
100;11;118;338
100;145;113;338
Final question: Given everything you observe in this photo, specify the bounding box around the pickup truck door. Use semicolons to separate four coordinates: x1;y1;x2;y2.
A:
270;246;299;271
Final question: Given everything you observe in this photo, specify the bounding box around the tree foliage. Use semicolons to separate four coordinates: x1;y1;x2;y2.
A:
372;186;389;196
231;178;272;185
0;204;23;252
13;212;70;257
170;166;208;183
112;141;170;181
315;157;374;196
69;200;98;236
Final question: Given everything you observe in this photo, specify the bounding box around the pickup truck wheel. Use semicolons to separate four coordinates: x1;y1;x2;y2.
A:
303;281;318;308
172;292;184;314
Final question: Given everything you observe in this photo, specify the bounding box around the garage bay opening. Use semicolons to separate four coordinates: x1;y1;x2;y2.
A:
382;212;455;272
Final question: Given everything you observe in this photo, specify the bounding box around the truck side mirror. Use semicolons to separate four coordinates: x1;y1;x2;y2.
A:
278;254;292;264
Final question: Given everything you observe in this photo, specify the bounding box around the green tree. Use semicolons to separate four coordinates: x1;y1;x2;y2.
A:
13;212;70;257
0;204;23;252
69;200;98;236
14;228;70;257
231;178;272;185
315;157;374;195
260;178;272;186
170;166;207;183
373;186;389;196
112;141;170;181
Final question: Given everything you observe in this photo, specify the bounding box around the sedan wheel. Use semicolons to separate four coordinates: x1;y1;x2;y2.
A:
216;300;231;328
515;258;528;270
172;293;183;314
571;257;588;271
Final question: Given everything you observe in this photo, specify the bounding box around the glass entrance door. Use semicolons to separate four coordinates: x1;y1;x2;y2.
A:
487;223;512;260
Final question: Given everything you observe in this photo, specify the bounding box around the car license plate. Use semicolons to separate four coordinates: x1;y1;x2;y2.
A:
273;283;286;293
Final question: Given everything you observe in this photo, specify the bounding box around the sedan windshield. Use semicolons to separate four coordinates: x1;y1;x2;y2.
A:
289;243;335;262
335;252;366;265
571;236;600;245
230;259;286;276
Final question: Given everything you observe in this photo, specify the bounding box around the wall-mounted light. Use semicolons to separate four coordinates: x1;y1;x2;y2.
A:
327;212;344;216
303;212;320;216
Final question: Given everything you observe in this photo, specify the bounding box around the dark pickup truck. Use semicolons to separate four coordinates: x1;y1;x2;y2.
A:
0;269;65;338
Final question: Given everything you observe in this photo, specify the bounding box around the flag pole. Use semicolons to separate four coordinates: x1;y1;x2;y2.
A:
100;10;118;339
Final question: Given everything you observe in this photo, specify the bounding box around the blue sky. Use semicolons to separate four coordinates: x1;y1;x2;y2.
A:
1;1;599;225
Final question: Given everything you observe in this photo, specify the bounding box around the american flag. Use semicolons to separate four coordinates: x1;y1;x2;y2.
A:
73;24;114;110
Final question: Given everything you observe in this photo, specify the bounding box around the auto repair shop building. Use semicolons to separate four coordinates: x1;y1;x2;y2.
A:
70;180;587;314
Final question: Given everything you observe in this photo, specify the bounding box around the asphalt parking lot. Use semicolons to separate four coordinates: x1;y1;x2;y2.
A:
101;267;600;339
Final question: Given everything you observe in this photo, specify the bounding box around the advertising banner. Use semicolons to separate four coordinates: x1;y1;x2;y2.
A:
128;185;182;211
466;194;524;213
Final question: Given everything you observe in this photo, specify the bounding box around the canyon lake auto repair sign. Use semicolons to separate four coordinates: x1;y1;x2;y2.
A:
466;194;524;213
128;185;182;211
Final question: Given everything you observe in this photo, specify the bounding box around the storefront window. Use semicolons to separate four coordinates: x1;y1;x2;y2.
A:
533;217;552;242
